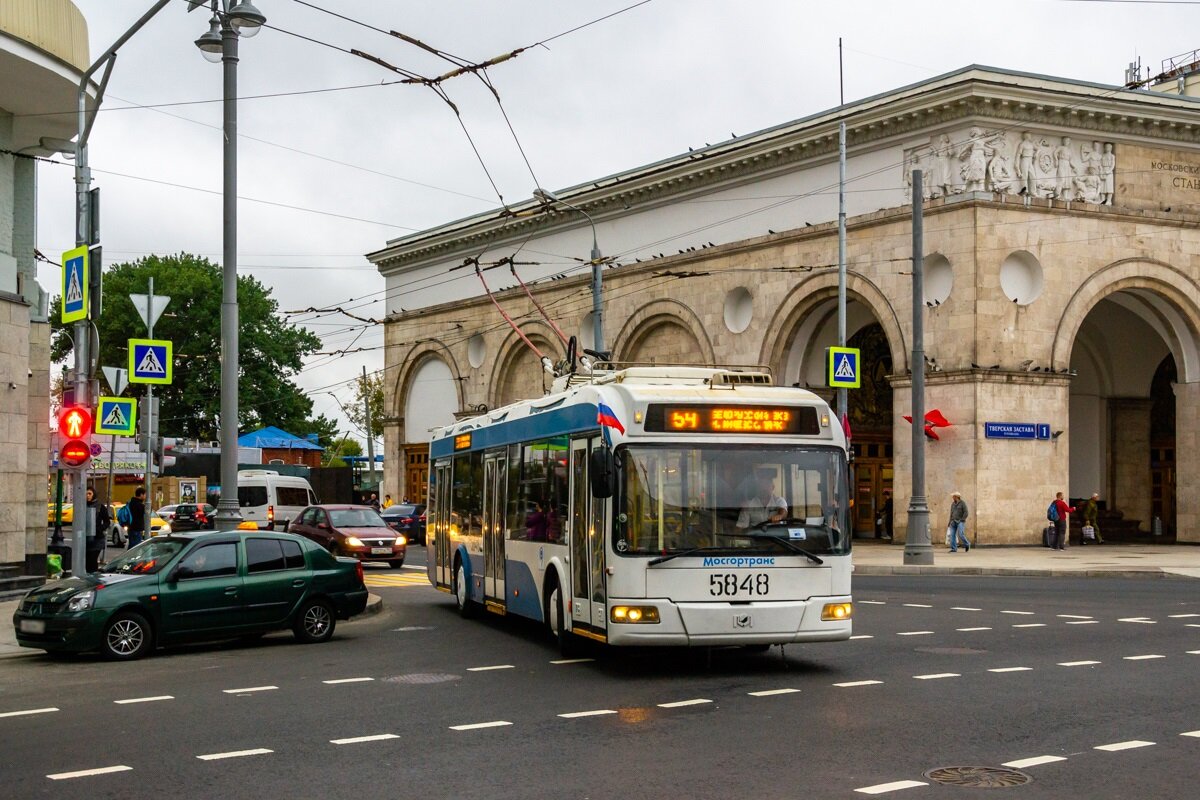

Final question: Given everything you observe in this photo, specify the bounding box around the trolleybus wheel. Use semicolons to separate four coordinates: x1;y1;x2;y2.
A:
455;561;476;618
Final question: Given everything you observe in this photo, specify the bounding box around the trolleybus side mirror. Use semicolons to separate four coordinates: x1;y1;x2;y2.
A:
589;448;615;499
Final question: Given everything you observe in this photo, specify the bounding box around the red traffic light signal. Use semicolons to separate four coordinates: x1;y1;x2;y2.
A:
57;405;94;469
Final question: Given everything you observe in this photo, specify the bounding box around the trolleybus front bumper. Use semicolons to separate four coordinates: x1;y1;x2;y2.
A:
602;596;853;646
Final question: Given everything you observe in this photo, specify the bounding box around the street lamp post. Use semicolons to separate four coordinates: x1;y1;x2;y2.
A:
194;1;266;527
533;189;605;354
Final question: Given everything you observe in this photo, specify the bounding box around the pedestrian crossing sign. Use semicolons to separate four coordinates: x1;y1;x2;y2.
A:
128;338;173;385
61;246;89;324
827;346;861;389
95;396;137;436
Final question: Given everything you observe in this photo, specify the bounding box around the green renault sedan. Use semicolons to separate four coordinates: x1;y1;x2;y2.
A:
13;531;368;660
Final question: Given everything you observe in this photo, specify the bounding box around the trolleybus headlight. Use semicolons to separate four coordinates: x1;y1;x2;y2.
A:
610;605;660;624
820;602;853;621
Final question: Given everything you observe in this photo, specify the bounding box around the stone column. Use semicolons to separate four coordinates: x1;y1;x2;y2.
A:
381;415;402;504
1110;398;1153;531
25;321;50;575
1176;382;1200;543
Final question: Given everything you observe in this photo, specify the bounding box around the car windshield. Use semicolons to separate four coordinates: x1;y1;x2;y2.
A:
617;444;850;556
99;539;187;575
329;508;388;528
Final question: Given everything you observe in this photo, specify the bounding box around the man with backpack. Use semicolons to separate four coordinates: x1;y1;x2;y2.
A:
1048;491;1075;551
126;488;146;548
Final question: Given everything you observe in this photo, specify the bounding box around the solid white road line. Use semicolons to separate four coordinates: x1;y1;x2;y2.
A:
558;710;617;718
1066;620;1100;625
956;627;992;631
196;749;273;761
897;631;933;636
1057;614;1093;619
322;678;375;685
1003;755;1067;768
1058;660;1101;667
0;707;59;718
222;686;277;694
47;765;132;780
330;734;399;745
834;680;883;687
1180;730;1200;738
467;665;515;672
550;658;594;665
1013;623;1047;628
1123;654;1165;661
1001;610;1035;615
913;673;960;680
1168;613;1200;618
748;688;801;696
988;667;1032;673
903;603;932;608
1118;617;1156;624
1095;740;1155;752
450;721;512;731
849;635;874;640
657;699;712;708
950;607;981;611
854;779;927;794
114;696;174;704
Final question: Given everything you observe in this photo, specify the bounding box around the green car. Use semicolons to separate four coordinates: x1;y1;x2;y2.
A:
12;531;369;660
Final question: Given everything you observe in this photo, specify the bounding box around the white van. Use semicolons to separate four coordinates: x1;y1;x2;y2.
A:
237;470;318;531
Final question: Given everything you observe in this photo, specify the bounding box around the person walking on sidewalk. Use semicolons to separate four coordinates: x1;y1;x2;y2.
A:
1082;492;1103;544
127;487;146;549
1050;491;1075;551
948;491;970;552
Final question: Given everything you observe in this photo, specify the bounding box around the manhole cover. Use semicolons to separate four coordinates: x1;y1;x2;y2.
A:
383;673;460;685
924;766;1031;788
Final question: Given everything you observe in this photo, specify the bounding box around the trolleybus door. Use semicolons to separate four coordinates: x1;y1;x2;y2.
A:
434;461;452;588
482;451;506;605
569;437;608;632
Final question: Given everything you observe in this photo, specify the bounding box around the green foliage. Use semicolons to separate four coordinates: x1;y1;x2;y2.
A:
347;371;385;439
323;435;363;467
50;253;322;440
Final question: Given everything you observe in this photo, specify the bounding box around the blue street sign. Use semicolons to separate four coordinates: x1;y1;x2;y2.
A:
61;246;88;323
827;347;861;389
1036;424;1051;440
984;422;1049;440
128;338;173;385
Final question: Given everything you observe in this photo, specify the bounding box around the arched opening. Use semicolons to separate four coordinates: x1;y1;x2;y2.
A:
621;318;706;365
401;355;459;503
494;333;560;408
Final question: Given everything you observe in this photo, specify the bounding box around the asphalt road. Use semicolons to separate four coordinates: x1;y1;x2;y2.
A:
2;546;1198;799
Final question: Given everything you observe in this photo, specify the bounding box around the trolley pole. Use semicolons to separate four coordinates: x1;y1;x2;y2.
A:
904;170;933;565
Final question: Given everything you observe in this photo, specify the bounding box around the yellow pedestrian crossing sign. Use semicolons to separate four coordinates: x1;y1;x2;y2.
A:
827;346;861;389
128;338;173;385
61;246;89;324
96;397;137;436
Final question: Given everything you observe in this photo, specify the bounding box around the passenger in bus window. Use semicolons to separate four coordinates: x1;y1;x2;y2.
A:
525;501;548;541
736;469;788;529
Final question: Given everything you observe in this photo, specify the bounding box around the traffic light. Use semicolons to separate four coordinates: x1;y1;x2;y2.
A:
57;405;94;470
155;437;178;470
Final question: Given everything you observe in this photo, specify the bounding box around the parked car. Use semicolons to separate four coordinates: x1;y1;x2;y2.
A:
237;470;317;531
381;503;426;545
156;505;180;524
12;531;368;659
48;503;124;546
170;503;217;532
288;505;406;568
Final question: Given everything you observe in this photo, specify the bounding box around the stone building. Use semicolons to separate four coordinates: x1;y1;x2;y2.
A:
1;1;91;575
369;64;1200;545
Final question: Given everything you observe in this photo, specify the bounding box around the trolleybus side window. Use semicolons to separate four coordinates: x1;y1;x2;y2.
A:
506;436;568;542
453;451;484;538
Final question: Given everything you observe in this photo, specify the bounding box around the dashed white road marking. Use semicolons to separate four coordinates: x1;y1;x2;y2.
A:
401;564;424;570
1123;654;1165;661
450;721;512;731
903;603;932;608
1003;755;1067;768
951;607;981;611
1057;614;1093;619
1168;613;1200;618
0;707;59;718
850;635;873;640
1013;623;1046;628
196;748;273;761
322;678;374;685
558;709;617;718
1095;740;1155;752
47;765;132;780
114;696;174;704
222;686;277;694
834;680;883;687
748;688;801;696
854;779;927;795
550;658;594;665
1001;610;1036;615
657;699;712;708
897;631;933;636
1187;624;1200;629
1180;730;1200;738
956;626;992;631
330;734;399;745
1066;620;1100;625
988;667;1032;673
859;600;886;605
1118;617;1156;624
913;673;960;680
1058;660;1101;667
1189;650;1200;655
467;665;515;672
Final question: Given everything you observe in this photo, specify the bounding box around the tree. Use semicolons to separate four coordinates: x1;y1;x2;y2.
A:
51;253;323;441
323;435;362;467
347;371;385;440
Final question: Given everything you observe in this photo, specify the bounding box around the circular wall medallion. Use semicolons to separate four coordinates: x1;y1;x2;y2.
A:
724;287;754;334
467;334;486;369
580;312;596;351
924;253;953;305
1000;250;1044;306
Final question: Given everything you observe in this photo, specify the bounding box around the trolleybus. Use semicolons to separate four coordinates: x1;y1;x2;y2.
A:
426;366;852;651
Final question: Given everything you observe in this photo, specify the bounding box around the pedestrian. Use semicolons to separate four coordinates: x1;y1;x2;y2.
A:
1082;492;1103;544
947;491;970;552
1049;491;1075;551
85;488;110;572
127;487;147;549
368;492;381;512
877;489;893;540
382;494;394;509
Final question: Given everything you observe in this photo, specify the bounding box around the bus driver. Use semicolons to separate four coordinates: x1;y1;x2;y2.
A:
736;469;788;529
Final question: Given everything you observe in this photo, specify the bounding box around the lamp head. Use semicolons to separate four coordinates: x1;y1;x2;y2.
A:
195;15;223;62
228;0;267;37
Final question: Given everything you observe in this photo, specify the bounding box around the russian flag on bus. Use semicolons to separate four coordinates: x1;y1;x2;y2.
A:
597;402;625;435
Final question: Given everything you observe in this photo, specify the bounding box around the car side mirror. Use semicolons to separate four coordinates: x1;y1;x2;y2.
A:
589;447;615;499
317;522;329;530
168;565;194;583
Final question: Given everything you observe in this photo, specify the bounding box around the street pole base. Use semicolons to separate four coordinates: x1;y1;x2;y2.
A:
903;544;936;565
212;501;243;528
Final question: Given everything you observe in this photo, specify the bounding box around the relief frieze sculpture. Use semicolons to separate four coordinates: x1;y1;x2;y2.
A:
905;129;1116;204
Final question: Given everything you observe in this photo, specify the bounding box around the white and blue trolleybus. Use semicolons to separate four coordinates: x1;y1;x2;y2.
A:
427;366;852;651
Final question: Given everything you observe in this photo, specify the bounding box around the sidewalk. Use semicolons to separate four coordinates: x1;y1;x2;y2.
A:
0;592;384;659
852;540;1200;580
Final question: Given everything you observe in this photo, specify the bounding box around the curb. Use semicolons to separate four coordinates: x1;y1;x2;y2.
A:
360;593;384;617
853;566;1192;580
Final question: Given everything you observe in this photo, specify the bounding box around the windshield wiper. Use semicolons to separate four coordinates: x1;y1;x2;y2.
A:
719;522;825;564
648;546;730;567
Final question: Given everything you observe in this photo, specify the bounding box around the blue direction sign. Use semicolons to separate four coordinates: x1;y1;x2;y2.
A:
984;422;1050;440
95;396;137;436
827;346;861;389
61;246;89;324
128;338;173;385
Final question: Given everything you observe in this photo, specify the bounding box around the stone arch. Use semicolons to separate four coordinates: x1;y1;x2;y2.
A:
489;321;564;408
611;299;715;365
1052;259;1200;381
758;271;907;377
390;340;464;443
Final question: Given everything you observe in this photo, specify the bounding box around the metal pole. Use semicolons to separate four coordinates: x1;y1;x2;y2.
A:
214;20;244;526
144;279;154;542
590;236;604;353
904;170;933;564
362;366;376;489
836;122;847;424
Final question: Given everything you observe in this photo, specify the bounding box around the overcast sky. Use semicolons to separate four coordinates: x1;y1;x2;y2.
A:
37;0;1194;448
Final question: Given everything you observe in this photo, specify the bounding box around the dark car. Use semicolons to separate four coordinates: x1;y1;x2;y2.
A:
288;505;406;568
381;503;426;546
171;503;217;532
12;531;368;660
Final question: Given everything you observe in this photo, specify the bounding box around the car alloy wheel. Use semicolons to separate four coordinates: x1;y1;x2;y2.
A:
103;613;151;660
293;599;335;644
